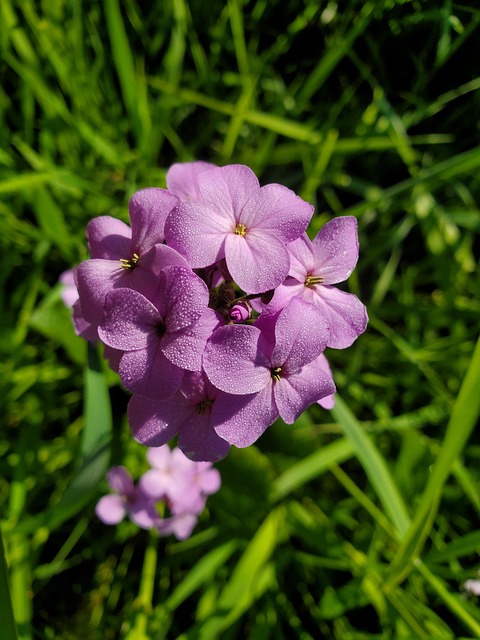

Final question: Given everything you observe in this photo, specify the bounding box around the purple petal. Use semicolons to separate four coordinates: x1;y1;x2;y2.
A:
177;405;231;462
316;354;336;409
72;300;98;341
99;288;161;351
119;344;184;399
74;259;125;327
240;183;313;244
128;494;159;530
107;466;134;495
138;468;171;500
286;235;316;280
225;231;291;294
166;161;216;201
164;200;230;268
213;385;278;448
314;286;368;349
274;358;336;424
312;217;359;284
159;266;209;332
272;298;330;372
128;395;182;447
156;513;198;540
204;324;271;395
95;494;126;525
86;216;131;260
162;308;218;371
197;164;260;219
195;466;221;494
129;188;178;253
146;445;172;469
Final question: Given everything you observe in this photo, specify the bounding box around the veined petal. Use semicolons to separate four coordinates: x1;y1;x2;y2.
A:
225;231;290;294
272;298;329;372
274;358;336;424
159;266;209;332
99;288;161;351
86;216;131;260
240;183;313;243
204;324;271;395
129;188;178;253
312;216;359;284
314;286;368;349
213;386;278;447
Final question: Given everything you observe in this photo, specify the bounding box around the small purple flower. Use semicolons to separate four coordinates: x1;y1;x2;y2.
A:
164;164;313;294
98;266;218;399
268;217;368;348
463;577;480;596
95;466;158;529
203;298;336;447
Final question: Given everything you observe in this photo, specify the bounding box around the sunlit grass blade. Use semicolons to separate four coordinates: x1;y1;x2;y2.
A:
388;335;480;584
270;437;354;502
332;395;411;536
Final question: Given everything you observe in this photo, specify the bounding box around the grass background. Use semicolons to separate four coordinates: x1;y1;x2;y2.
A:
1;0;480;638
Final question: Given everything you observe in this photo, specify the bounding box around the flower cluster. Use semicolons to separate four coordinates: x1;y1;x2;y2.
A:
72;162;368;461
95;445;221;540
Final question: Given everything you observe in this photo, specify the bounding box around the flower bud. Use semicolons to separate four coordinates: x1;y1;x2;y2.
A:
228;302;251;323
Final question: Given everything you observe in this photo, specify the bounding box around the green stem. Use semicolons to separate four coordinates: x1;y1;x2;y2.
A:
0;526;19;640
127;532;159;639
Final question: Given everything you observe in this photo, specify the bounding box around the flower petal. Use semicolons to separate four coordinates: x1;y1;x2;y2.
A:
272;298;329;372
312;216;359;284
128;395;181;447
162;308;218;371
240;183;313;243
166;161;216;201
86;216;131;260
119;344;184;399
314;286;368;349
107;466;134;495
197;164;260;219
274;358;336;424
99;288;161;351
129;188;178;253
204;324;271;395
225;231;290;294
213;385;278;447
95;494;126;525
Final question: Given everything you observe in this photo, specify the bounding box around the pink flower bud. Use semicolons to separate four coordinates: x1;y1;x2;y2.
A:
228;302;250;323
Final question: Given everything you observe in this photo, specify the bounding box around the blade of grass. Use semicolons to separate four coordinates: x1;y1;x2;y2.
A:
332;395;411;536
387;335;480;584
0;527;19;640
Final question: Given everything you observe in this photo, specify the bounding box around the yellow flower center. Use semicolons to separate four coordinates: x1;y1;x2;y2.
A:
304;274;324;287
270;366;282;381
120;253;139;270
234;223;247;237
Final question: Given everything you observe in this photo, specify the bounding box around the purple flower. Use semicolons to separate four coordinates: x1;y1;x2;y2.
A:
128;370;230;462
464;578;480;597
164;164;313;294
95;466;158;529
268;217;368;348
203;298;336;447
98;266;218;399
74;188;182;336
316;354;336;410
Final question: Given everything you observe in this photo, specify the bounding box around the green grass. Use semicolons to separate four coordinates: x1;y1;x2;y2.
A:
1;1;480;638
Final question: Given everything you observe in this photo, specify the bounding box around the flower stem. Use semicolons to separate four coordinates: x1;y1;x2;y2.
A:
126;531;159;639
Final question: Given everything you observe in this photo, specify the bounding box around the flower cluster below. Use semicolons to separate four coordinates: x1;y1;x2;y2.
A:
70;162;368;461
95;445;220;540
